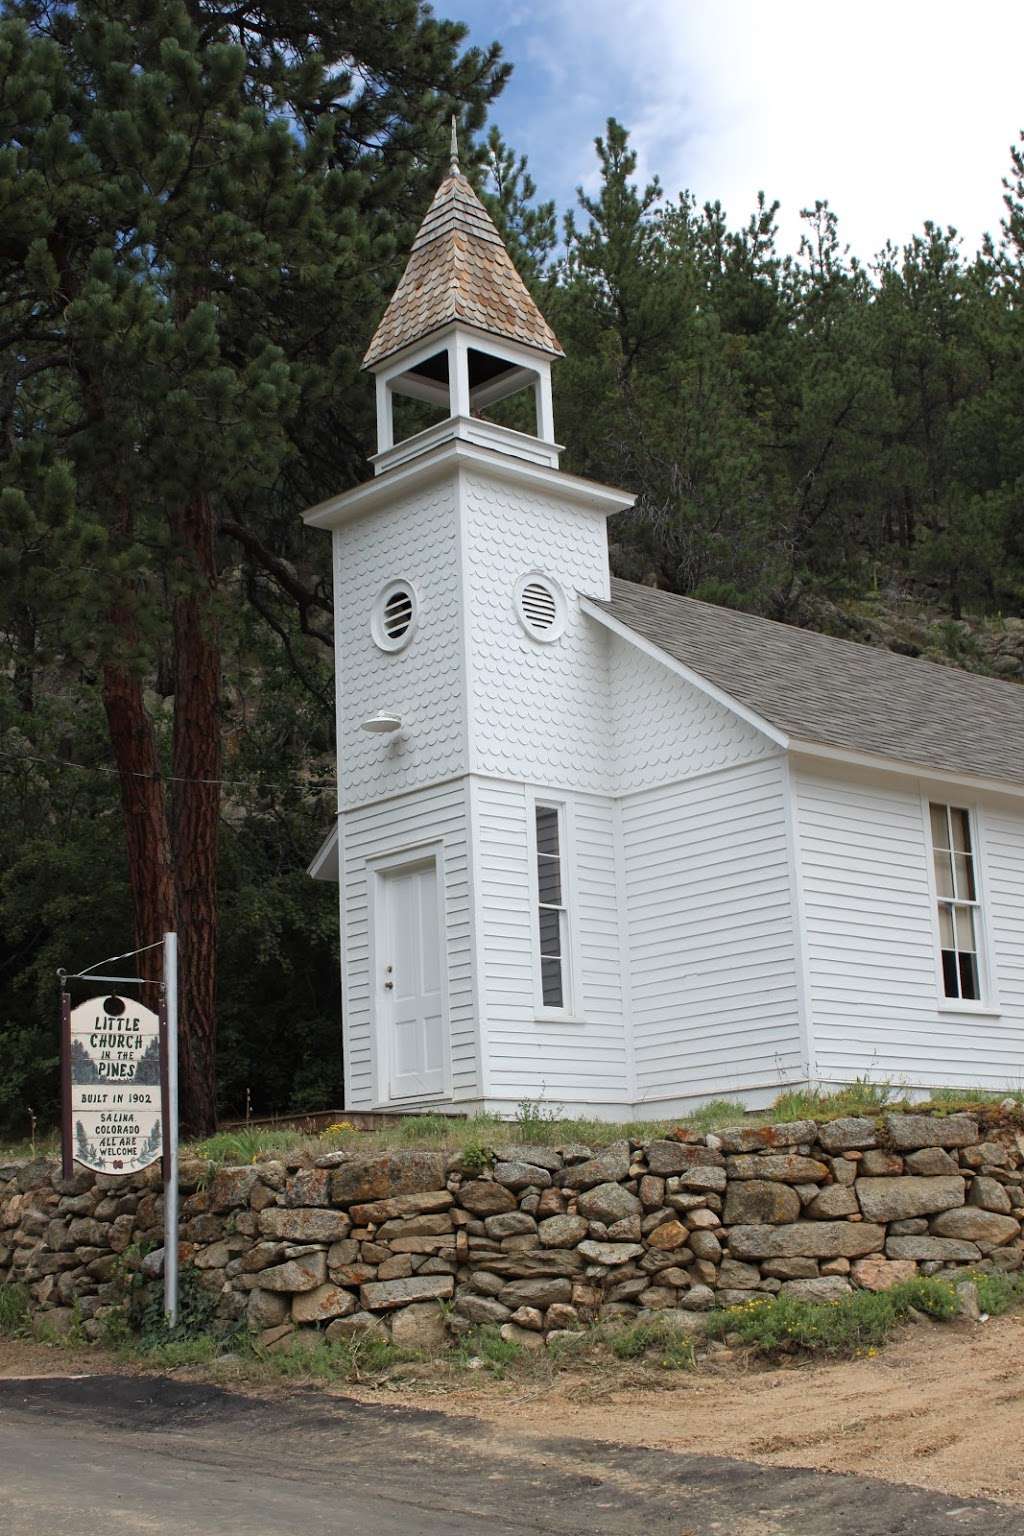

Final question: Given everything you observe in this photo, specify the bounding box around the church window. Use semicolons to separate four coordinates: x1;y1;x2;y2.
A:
929;802;982;1001
534;802;570;1010
372;580;418;652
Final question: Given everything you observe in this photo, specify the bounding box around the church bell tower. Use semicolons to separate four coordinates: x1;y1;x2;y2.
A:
363;121;563;470
304;125;633;1114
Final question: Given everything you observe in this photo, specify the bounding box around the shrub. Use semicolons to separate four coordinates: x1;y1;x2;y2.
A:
973;1270;1024;1315
458;1142;491;1176
706;1276;969;1359
454;1323;525;1374
190;1127;304;1165
607;1316;697;1370
243;1329;412;1383
0;1283;31;1337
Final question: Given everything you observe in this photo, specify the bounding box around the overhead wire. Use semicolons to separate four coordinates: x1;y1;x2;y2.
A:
0;747;338;791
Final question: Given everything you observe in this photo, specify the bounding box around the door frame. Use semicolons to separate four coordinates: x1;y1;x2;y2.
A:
368;839;451;1107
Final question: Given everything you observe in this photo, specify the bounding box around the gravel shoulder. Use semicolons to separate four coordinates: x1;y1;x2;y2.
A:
3;1309;1022;1516
343;1311;1024;1507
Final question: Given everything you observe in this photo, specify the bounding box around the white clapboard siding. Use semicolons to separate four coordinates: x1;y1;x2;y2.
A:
340;781;477;1106
470;776;629;1104
795;763;1024;1090
621;756;804;1102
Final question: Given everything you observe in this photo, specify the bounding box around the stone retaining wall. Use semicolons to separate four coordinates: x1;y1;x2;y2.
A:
3;1108;1023;1350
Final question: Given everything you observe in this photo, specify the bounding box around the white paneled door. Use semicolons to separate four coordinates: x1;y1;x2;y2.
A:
381;858;446;1099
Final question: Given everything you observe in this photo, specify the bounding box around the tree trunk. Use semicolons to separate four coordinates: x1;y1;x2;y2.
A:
170;492;221;1137
101;621;177;996
100;482;177;996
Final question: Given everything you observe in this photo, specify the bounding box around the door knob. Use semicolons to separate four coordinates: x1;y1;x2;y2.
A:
384;965;394;991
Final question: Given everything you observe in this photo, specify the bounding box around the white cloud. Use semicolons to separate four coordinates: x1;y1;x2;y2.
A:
475;0;1024;259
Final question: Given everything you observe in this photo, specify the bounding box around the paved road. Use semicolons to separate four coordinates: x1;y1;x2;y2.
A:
0;1374;1018;1536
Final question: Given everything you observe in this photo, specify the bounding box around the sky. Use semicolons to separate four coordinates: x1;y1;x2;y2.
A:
448;0;1024;261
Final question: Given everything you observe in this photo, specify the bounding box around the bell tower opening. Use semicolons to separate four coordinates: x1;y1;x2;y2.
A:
363;121;562;472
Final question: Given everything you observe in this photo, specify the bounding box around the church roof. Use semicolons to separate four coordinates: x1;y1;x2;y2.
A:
362;167;563;369
596;577;1024;788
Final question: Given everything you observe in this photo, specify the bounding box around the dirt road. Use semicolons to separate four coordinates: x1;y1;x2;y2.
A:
375;1308;1024;1509
0;1370;1019;1536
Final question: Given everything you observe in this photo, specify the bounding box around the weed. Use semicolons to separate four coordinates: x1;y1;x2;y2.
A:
458;1142;491;1176
0;1283;31;1337
706;1275;971;1359
513;1100;566;1139
241;1329;413;1383
133;1334;225;1369
973;1270;1024;1315
770;1078;901;1123
606;1316;697;1369
393;1113;451;1144
683;1099;749;1133
190;1128;305;1166
454;1323;525;1375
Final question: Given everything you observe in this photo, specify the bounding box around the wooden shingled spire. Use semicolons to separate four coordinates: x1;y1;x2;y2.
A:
362;123;563;370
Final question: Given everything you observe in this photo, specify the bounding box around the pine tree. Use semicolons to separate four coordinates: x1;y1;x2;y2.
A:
0;1;507;1133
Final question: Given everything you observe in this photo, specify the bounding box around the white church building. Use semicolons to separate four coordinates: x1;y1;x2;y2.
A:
305;143;1024;1120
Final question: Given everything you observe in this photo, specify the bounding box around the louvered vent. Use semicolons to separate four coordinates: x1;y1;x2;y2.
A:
520;581;557;633
372;580;418;652
514;572;565;642
383;587;414;640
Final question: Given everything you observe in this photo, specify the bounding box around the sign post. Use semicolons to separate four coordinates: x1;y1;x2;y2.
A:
58;934;180;1328
163;931;179;1329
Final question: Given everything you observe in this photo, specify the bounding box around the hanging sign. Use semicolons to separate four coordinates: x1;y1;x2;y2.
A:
66;994;163;1174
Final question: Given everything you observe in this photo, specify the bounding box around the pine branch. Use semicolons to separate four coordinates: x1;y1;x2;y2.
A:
220;516;333;646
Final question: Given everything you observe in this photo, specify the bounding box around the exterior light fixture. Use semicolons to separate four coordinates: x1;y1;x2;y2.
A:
360;711;402;734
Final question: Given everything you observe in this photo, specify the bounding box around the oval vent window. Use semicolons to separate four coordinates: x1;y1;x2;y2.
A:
514;572;566;643
372;579;418;652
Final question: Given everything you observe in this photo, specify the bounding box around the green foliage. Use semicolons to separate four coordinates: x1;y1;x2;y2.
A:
454;1322;524;1375
3;20;1024;1138
458;1142;491;1176
706;1276;970;1359
0;1282;31;1336
0;0;509;1134
131;1265;224;1350
190;1128;306;1166
513;1099;567;1138
973;1270;1024;1314
606;1316;697;1369
770;1078;900;1122
554;120;1024;621
241;1330;411;1383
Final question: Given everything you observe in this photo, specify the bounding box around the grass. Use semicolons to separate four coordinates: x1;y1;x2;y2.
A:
706;1271;1024;1361
607;1315;698;1370
5;1084;1024;1168
770;1077;1024;1124
182;1086;1024;1168
185;1103;753;1167
0;1133;60;1163
0;1282;31;1337
453;1322;526;1376
6;1271;1024;1388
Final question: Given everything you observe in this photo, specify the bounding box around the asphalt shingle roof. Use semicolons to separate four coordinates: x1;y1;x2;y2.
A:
596;577;1024;788
363;171;562;369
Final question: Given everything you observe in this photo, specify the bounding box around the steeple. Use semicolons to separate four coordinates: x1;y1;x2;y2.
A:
363;127;563;471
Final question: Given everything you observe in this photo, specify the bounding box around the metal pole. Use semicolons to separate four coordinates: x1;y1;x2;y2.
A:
59;985;72;1180
164;931;179;1329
